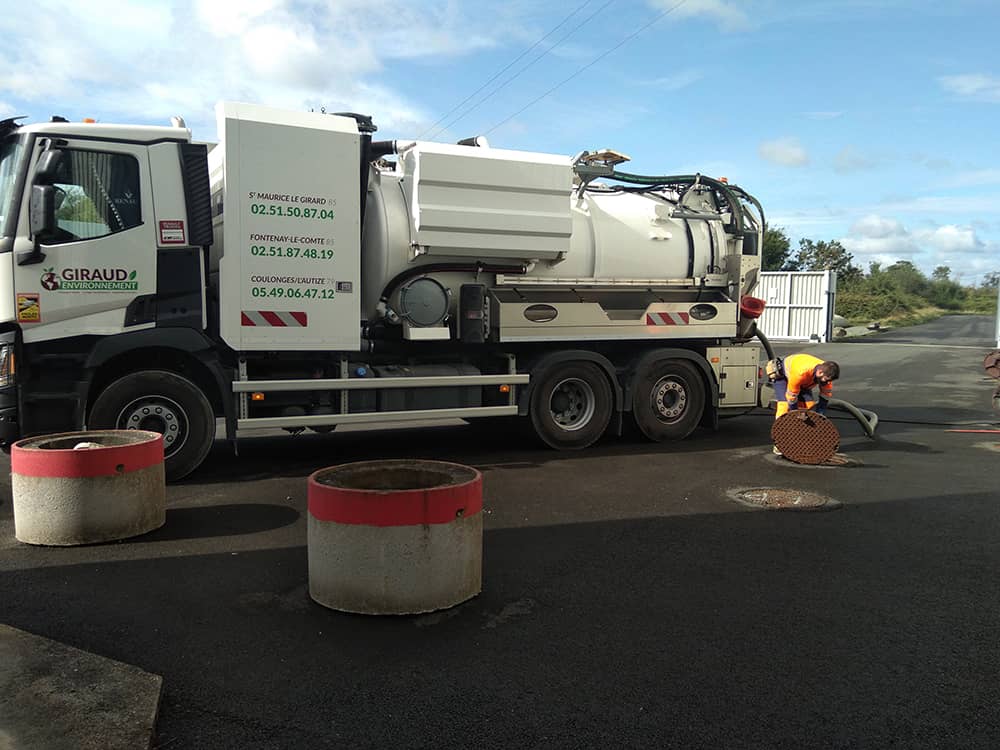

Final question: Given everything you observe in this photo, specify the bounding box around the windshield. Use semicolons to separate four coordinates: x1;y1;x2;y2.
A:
0;135;27;237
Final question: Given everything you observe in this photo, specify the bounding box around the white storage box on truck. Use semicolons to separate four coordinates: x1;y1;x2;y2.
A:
0;103;767;480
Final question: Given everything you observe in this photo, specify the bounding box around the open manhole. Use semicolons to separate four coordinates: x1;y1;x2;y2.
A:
766;450;862;469
728;487;840;511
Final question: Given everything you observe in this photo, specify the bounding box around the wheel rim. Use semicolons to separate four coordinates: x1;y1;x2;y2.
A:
549;377;596;431
116;395;188;457
650;376;688;423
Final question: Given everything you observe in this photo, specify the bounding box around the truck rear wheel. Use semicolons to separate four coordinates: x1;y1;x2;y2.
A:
530;362;612;450
88;370;215;482
631;359;705;442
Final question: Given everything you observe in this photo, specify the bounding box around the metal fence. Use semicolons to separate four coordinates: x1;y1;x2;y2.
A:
753;270;837;342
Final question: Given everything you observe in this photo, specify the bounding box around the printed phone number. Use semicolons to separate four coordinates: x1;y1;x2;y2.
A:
251;287;336;299
250;204;336;219
250;245;334;260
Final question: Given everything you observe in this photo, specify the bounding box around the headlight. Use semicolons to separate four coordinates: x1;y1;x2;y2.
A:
0;344;15;388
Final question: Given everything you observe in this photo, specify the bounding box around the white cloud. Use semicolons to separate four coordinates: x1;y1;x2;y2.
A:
0;102;14;118
842;214;991;280
758;137;809;167
803;111;844;121
653;0;751;32
843;214;919;259
914;224;981;254
0;0;502;140
196;0;280;37
833;145;876;174
938;73;1000;103
877;195;1000;215
941;169;1000;188
641;70;704;91
851;215;906;240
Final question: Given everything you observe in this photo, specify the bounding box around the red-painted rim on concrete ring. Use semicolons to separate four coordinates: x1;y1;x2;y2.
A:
12;430;164;478
308;460;483;527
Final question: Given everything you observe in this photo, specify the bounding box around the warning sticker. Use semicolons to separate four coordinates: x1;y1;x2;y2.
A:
16;293;40;323
159;220;186;245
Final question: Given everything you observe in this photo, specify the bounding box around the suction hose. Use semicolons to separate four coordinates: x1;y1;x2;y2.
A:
754;324;775;360
827;399;879;439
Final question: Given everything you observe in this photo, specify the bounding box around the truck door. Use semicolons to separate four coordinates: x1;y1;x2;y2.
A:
14;141;156;340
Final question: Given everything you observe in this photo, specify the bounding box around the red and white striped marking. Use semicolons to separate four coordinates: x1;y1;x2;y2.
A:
646;311;690;326
241;310;308;327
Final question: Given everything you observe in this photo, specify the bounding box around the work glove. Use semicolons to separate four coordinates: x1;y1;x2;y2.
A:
816;397;829;415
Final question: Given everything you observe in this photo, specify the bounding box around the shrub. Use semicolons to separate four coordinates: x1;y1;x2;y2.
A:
927;280;966;310
835;288;921;321
963;289;999;314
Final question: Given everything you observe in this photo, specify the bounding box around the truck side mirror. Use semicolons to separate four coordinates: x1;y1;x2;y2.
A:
29;185;56;237
34;149;64;184
19;185;54;266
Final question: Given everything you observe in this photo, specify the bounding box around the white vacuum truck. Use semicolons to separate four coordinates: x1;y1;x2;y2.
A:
0;102;768;480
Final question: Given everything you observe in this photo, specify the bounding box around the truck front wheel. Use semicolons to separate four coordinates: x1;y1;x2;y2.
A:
529;361;612;450
88;370;215;482
631;359;705;442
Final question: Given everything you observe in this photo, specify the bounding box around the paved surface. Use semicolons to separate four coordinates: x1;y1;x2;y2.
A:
1;314;999;749
0;625;161;750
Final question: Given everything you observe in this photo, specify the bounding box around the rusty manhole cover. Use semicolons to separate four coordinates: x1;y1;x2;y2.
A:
985;350;1000;379
771;411;840;464
729;487;840;511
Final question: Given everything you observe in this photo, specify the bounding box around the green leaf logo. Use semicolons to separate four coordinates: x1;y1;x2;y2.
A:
128;270;137;280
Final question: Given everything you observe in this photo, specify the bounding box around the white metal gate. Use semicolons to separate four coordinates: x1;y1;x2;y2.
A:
753;271;837;342
995;283;999;348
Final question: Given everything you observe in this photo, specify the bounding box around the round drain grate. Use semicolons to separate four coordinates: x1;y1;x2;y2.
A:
731;487;837;511
771;411;840;464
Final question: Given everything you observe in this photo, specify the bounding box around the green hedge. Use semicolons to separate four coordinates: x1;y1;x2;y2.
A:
835;289;923;321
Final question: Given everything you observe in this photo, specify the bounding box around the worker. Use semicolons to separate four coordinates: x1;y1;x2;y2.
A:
772;354;840;454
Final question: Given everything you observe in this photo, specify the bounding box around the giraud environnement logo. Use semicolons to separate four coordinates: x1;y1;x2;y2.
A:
41;267;139;292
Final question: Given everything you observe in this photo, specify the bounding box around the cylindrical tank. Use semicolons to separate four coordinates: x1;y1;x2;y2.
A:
361;150;731;322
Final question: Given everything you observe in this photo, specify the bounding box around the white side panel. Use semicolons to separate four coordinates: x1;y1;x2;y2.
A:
995;283;1000;348
0;251;14;324
754;270;836;342
217;102;361;351
147;143;190;247
401;143;572;260
498;301;738;342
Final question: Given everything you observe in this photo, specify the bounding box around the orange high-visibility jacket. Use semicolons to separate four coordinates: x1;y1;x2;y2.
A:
783;353;833;407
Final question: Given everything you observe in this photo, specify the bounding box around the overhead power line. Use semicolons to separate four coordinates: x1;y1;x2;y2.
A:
423;0;614;141
484;0;689;137
417;1;595;140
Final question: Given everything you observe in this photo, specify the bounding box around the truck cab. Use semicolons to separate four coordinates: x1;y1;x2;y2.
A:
0;116;225;477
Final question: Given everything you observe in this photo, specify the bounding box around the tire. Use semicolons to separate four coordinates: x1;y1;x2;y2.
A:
631;359;706;442
88;370;215;482
529;361;613;450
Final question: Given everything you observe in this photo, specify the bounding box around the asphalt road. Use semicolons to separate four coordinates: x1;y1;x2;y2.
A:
2;315;999;749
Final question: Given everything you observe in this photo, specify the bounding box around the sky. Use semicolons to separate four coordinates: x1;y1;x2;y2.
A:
2;0;997;284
